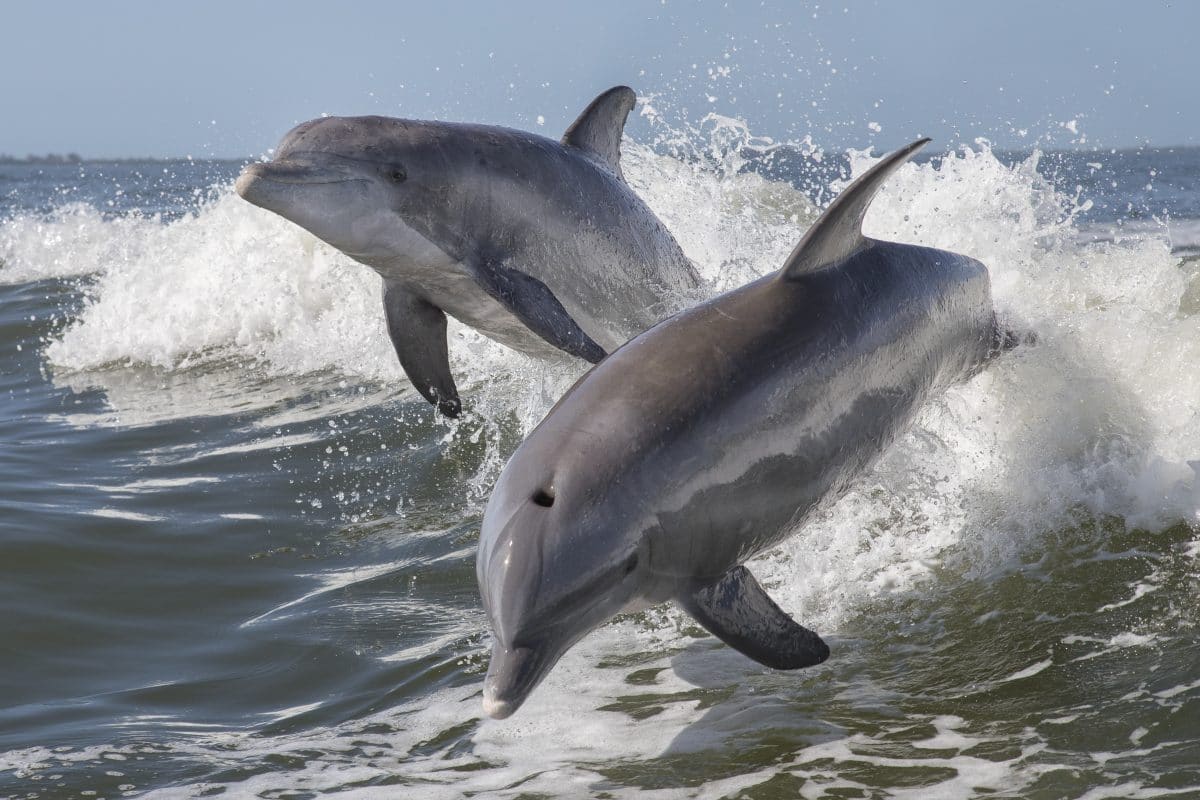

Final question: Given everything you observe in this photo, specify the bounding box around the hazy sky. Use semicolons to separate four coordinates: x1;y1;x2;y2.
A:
2;0;1196;158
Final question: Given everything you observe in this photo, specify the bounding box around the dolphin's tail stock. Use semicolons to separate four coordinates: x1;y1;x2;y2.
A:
990;314;1035;360
992;319;1021;355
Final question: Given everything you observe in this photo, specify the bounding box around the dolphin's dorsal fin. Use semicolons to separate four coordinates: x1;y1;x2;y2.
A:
781;137;930;280
562;86;637;180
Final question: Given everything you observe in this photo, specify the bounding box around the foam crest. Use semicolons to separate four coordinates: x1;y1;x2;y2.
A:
33;194;405;380
0;203;148;284
626;114;821;292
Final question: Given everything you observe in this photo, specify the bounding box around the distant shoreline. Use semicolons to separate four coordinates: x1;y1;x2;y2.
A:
0;153;83;165
3;144;1200;167
0;154;250;165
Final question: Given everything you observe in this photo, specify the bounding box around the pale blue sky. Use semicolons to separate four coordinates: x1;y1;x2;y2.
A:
2;0;1196;158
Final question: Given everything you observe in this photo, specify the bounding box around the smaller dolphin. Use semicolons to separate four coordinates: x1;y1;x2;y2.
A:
236;87;700;416
476;138;1015;718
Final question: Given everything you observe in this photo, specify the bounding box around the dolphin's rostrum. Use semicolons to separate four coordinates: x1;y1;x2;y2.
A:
236;87;700;416
476;138;1015;719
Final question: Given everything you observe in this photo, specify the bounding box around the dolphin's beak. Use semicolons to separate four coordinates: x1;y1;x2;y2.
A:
482;642;556;720
235;158;365;206
234;164;269;204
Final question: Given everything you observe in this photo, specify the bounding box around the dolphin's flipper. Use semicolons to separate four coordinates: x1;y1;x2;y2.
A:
473;260;607;364
382;281;461;417
782;137;931;279
561;86;636;180
681;565;830;670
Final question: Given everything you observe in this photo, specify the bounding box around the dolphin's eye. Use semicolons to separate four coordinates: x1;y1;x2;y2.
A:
624;553;639;575
388;167;407;183
531;487;554;508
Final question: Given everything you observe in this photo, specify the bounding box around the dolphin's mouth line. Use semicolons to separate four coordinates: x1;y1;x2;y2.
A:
483;644;540;716
243;171;369;187
510;588;612;649
511;556;633;645
238;156;374;189
275;149;396;170
486;590;620;716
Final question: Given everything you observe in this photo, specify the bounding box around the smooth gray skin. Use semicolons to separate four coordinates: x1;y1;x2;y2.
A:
235;86;701;416
477;138;1012;719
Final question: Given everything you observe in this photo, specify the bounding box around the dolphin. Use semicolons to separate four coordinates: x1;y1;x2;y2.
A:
235;87;701;416
476;138;1016;719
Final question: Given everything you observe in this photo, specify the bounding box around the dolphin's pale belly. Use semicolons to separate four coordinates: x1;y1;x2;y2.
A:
431;273;569;358
370;254;567;359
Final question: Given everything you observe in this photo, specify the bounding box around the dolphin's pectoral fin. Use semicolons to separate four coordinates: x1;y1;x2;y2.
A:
473;259;607;364
680;565;830;670
382;282;461;417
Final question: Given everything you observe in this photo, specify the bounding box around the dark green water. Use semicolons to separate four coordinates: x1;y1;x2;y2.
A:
1;144;1198;798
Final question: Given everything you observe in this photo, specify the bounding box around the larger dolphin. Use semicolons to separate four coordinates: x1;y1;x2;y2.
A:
236;87;700;416
476;138;1015;719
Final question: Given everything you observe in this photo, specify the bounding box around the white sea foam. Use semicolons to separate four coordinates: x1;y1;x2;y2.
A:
241;561;401;627
0;203;149;284
87;507;166;522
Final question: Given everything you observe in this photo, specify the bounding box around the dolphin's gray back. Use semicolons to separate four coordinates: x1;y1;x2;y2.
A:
525;240;995;585
363;120;700;352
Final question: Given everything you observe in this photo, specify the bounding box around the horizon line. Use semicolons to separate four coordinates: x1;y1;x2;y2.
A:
7;141;1200;165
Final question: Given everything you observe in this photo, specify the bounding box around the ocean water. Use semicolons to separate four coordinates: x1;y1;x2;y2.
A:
1;118;1199;799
